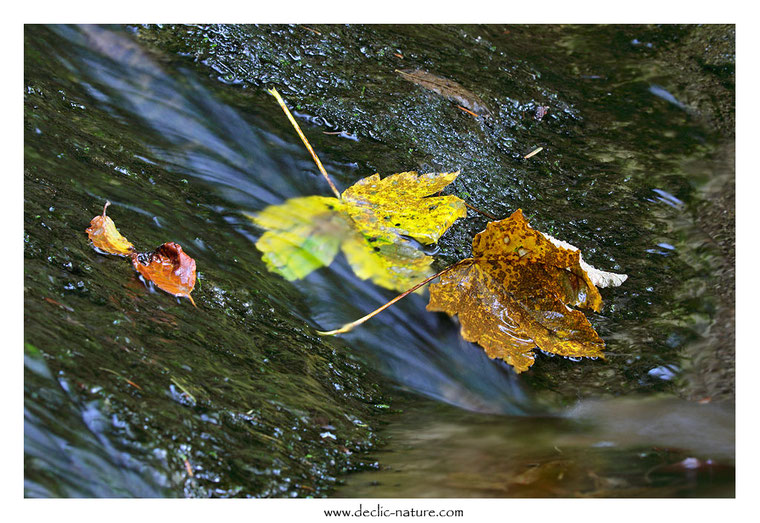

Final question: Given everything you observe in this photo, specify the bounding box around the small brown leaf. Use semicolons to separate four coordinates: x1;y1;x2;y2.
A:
85;201;135;256
132;242;197;306
86;204;198;306
396;69;490;115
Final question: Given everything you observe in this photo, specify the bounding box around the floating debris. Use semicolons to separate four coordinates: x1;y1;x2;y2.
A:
524;146;544;159
396;69;490;115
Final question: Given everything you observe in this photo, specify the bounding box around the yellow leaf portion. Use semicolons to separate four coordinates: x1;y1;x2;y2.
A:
342;171;467;244
85;202;135;256
427;209;605;373
341;231;434;291
250;172;465;291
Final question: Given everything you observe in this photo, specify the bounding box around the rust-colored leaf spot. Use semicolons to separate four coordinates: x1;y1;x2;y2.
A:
427;209;605;373
85;201;135;256
132;242;197;307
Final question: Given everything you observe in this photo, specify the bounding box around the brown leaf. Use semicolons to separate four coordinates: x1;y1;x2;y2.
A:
396;69;490;115
85;201;135;256
132;242;197;306
427;209;604;373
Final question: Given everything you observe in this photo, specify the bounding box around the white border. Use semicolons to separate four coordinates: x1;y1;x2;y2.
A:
9;2;756;520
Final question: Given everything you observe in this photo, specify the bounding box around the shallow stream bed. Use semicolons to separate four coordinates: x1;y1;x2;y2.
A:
25;24;734;497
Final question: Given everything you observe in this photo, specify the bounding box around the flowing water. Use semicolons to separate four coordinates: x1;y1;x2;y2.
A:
24;24;734;497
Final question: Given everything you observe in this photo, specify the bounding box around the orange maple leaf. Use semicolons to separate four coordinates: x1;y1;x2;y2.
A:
427;209;604;372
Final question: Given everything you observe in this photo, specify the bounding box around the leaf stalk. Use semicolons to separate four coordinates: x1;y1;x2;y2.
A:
317;260;469;336
268;88;342;199
463;201;498;221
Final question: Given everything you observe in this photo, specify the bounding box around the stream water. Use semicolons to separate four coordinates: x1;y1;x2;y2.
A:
24;24;734;497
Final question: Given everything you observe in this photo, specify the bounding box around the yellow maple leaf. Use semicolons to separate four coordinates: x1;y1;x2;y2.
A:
427;209;605;373
250;171;466;291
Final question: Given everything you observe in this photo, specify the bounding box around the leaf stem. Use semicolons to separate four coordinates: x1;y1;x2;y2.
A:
463;201;498;221
456;105;480;117
268;87;342;199
317;260;469;336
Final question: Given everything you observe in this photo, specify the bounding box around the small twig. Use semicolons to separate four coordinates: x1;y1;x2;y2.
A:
170;377;196;403
524;146;544;159
463;201;498;221
268;88;341;199
456;105;480;118
99;367;143;390
184;458;194;477
299;25;322;36
317;260;470;335
43;297;74;312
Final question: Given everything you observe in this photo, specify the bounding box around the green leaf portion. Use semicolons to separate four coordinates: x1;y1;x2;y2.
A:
252;196;346;281
249;194;436;290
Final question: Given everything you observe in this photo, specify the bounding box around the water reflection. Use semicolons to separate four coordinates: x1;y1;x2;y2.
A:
337;396;734;497
649;84;689;111
651;188;685;208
